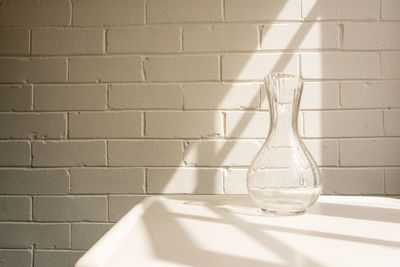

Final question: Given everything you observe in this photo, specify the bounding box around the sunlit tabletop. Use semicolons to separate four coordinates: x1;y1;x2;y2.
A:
76;195;400;267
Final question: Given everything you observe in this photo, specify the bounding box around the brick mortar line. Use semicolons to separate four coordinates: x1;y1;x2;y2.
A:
2;78;400;86
105;141;109;166
102;28;107;54
144;0;148;24
1;193;398;201
221;0;225;21
69;0;73;26
2;78;398;85
28;30;32;55
0;135;400;142
29;249;87;252
0;166;396;171
105;84;110;109
30;246;34;267
2;19;399;29
144;168;148;194
1;80;398;85
300;0;303;19
0;164;398;170
383;169;387;195
218;55;222;81
2;50;400;58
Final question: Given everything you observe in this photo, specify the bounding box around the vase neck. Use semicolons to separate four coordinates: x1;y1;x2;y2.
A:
271;101;299;135
266;73;302;140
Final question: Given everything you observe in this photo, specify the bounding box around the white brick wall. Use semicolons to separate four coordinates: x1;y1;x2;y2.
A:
0;0;399;266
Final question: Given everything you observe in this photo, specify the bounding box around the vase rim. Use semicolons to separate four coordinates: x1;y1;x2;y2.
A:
267;72;300;80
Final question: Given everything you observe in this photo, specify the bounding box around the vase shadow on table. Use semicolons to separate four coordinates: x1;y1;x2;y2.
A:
141;199;321;267
139;198;400;267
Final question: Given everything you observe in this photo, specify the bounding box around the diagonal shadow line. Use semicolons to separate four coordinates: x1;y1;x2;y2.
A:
151;0;290;194
141;200;290;267
150;0;326;197
205;2;324;179
207;204;326;267
167;211;400;248
307;202;400;224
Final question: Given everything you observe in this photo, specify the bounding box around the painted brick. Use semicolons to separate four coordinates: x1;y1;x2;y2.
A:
71;252;85;267
107;27;180;53
260;83;270;110
147;168;223;194
304;140;338;166
340;139;400;166
0;169;69;195
73;0;144;26
321;168;384;194
340;81;400;108
69;56;142;82
384;109;400;136
0;141;30;166
183;140;260;166
302;0;379;20
0;58;67;83
261;23;338;50
300;82;339;109
108;141;183;166
0;85;32;111
34;250;80;267
343;23;400;50
382;0;400;20
147;0;221;23
71;223;112;249
222;54;298;80
32;141;106;167
145;56;219;82
0;113;66;139
301;53;380;79
226;111;269;138
303;110;383;137
184;26;258;52
184;83;260;110
69;112;142;138
225;0;301;21
0;29;30;55
70;168;145;194
224;169;248;194
0;0;70;26
109;195;147;222
0;250;31;267
381;52;400;79
32;29;103;55
146;111;223;138
34;85;107;111
385;168;400;195
0;223;69;249
0;197;31;221
109;84;183;109
33;196;108;222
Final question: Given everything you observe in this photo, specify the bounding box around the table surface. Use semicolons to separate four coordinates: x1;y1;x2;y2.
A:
75;195;400;267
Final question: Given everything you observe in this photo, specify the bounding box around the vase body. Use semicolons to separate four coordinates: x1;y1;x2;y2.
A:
247;73;321;215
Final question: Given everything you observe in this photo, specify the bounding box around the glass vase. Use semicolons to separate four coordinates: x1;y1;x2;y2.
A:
247;73;321;215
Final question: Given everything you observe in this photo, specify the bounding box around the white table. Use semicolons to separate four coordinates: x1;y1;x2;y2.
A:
76;195;400;267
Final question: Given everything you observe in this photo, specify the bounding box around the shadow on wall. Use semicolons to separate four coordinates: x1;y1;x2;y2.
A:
154;0;330;195
0;0;399;266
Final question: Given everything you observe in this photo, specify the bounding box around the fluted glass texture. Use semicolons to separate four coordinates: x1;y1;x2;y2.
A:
247;73;321;215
